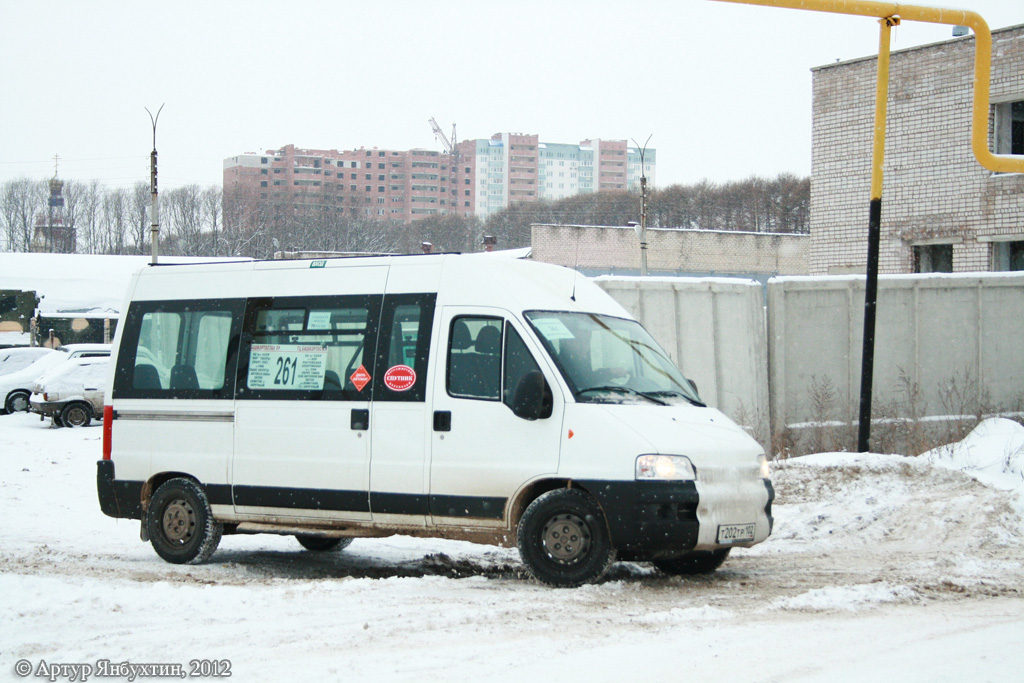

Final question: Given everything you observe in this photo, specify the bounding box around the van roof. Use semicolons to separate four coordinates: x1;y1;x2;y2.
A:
125;254;629;320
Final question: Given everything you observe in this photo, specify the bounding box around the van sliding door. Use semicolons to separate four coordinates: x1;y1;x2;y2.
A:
231;292;383;522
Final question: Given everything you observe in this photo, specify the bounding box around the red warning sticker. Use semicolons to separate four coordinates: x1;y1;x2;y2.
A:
383;364;416;392
350;365;371;392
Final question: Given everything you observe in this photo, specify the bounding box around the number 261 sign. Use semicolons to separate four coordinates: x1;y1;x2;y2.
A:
248;344;327;391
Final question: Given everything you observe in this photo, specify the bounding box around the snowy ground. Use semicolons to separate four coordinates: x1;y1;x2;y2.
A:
2;412;1023;683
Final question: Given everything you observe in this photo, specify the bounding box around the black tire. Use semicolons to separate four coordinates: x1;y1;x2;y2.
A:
60;401;92;428
5;390;30;414
517;488;615;587
295;535;354;552
146;478;223;565
653;548;731;575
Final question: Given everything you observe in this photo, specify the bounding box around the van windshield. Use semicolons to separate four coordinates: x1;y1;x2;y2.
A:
524;311;704;407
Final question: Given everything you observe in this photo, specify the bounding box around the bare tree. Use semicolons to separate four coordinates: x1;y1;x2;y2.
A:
101;188;130;254
202;186;223;256
1;178;46;252
129;182;150;255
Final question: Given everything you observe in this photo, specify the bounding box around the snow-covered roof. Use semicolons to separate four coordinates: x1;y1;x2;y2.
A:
0;253;249;317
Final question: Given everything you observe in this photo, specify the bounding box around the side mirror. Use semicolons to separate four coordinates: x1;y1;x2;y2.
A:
510;370;553;420
686;377;699;396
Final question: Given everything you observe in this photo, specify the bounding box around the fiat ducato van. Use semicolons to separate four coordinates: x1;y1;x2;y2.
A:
97;254;772;586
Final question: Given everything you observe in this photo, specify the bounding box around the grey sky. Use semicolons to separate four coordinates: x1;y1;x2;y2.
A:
0;0;1019;192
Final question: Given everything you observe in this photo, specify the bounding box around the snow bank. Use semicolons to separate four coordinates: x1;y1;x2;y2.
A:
924;418;1024;488
766;435;1024;554
771;582;918;612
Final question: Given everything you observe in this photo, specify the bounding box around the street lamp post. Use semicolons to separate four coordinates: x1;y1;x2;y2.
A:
632;135;653;276
145;104;164;265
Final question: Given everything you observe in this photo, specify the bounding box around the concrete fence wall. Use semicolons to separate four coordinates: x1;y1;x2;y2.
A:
767;273;1024;453
596;272;1024;455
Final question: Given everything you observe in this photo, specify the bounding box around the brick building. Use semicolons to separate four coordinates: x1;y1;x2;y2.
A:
224;134;656;225
531;223;808;280
810;24;1024;275
223;144;453;224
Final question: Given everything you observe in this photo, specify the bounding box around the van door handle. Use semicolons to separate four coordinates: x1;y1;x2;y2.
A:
433;410;451;432
351;408;369;431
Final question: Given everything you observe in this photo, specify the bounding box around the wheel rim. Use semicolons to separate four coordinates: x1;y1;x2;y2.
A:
65;406;87;426
541;512;591;564
162;498;196;544
9;394;28;412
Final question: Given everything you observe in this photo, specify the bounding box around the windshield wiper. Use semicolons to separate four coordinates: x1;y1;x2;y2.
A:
646;390;707;408
576;385;668;406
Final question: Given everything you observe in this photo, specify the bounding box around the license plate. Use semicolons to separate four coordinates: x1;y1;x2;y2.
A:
717;523;755;543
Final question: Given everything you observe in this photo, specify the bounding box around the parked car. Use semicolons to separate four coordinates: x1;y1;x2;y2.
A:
30;356;110;427
0;347;55;377
0;344;110;414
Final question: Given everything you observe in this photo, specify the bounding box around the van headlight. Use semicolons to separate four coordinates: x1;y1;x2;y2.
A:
636;455;695;481
758;454;771;479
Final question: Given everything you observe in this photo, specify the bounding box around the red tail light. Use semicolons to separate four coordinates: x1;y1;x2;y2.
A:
102;405;113;460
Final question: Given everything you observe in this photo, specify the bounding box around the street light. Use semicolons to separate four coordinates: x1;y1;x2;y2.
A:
632;135;653;276
145;104;164;265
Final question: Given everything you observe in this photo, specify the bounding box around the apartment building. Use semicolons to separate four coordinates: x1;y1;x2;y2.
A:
223;144;453;224
224;134;657;224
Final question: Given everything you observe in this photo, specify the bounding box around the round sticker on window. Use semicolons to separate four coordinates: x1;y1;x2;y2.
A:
383;364;416;392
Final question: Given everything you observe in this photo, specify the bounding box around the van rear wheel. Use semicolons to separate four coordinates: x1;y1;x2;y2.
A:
295;535;353;552
147;478;222;564
517;488;615;587
653;548;731;575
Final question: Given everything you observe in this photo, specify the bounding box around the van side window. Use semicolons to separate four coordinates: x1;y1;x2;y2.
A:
239;295;380;401
447;316;503;400
113;299;244;399
373;293;436;402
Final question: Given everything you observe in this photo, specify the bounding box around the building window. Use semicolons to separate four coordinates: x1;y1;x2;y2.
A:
914;244;953;273
365;174;372;180
993;240;1024;271
994;100;1024;155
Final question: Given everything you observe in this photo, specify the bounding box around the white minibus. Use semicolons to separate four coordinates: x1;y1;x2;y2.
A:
97;254;772;586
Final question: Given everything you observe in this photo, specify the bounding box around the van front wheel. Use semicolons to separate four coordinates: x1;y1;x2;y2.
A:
147;478;222;564
517;489;615;587
653;548;730;575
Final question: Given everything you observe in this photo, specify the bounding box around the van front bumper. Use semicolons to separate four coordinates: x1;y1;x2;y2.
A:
577;478;774;555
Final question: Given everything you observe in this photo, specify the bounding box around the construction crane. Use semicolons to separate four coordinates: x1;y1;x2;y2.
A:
429;117;456;153
429;117;460;214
